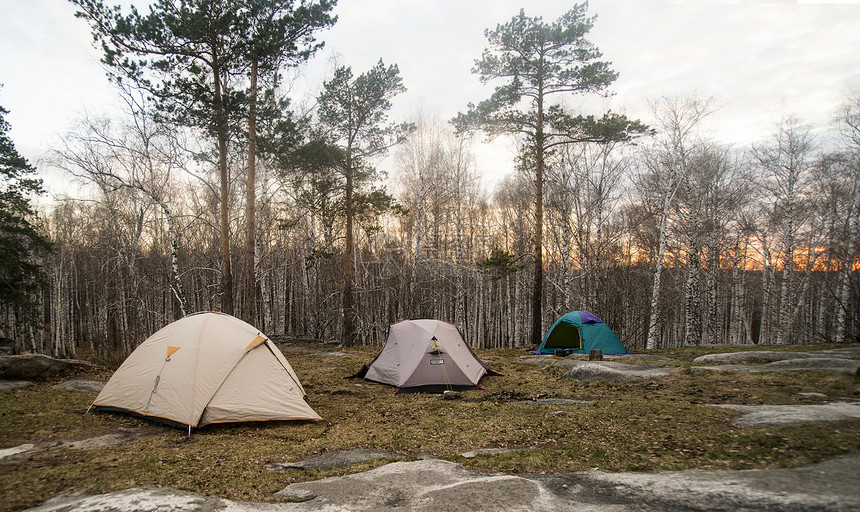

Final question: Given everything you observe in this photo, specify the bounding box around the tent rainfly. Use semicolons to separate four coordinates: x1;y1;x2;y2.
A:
536;311;627;355
351;319;497;394
91;312;321;430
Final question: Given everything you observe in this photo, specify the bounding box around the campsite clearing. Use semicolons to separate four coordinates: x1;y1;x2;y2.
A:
0;342;858;511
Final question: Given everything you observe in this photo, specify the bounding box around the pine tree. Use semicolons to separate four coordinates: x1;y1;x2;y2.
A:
454;4;649;345
0;105;51;329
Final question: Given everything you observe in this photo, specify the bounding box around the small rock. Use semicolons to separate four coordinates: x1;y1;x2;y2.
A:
460;447;528;458
442;390;461;400
317;352;353;359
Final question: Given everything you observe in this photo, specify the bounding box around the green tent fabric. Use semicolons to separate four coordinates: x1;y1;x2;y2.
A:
536;311;627;355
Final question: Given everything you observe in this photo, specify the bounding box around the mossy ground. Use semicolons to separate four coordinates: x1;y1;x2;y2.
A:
1;343;858;511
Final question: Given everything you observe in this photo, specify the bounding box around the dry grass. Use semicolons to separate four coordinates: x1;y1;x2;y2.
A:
1;343;859;511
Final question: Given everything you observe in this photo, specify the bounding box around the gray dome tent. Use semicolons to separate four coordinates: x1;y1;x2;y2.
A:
351;319;497;394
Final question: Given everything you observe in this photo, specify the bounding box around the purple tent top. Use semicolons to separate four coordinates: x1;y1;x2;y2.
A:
578;311;603;324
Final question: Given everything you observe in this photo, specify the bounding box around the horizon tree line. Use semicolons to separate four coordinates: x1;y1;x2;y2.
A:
0;3;857;361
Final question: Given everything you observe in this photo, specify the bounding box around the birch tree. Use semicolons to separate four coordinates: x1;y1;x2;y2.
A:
72;0;249;314
833;89;860;342
51;91;191;317
675;143;748;345
640;95;715;349
752;116;815;344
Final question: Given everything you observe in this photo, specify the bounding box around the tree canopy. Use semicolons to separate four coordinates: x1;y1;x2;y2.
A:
71;0;337;316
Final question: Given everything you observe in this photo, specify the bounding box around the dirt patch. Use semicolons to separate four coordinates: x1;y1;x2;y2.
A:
514;398;591;405
60;432;139;450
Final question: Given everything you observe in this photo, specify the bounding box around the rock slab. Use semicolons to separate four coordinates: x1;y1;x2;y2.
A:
555;360;675;382
521;356;674;382
692;357;860;375
265;448;402;471
23;455;860;511
0;354;95;380
716;402;860;427
274;459;569;509
0;380;32;391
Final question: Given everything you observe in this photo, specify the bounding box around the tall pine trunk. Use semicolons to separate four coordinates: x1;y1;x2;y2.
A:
343;156;357;345
244;59;258;324
213;51;233;315
531;84;545;347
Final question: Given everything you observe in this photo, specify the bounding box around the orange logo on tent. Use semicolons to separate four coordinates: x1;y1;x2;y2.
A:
245;336;266;350
167;346;180;358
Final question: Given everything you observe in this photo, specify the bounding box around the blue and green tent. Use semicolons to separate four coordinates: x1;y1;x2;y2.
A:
536;311;627;355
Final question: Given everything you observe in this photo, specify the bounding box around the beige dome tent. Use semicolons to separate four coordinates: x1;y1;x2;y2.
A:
91;312;321;431
350;319;497;394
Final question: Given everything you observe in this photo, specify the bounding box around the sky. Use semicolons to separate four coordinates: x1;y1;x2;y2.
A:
1;0;859;193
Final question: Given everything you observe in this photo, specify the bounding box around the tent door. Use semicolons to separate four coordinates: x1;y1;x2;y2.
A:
545;322;582;350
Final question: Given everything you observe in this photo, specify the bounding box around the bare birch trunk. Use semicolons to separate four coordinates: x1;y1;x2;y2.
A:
161;204;187;317
646;195;672;350
777;203;795;345
683;240;701;346
761;257;773;345
705;242;719;345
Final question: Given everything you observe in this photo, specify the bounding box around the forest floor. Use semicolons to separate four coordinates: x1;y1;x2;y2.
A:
1;342;859;511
